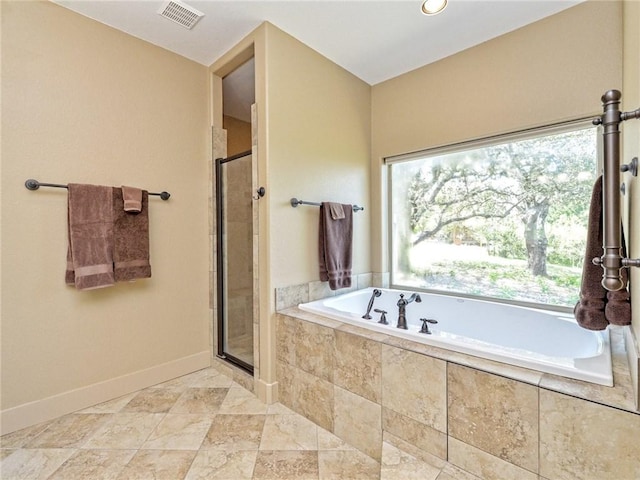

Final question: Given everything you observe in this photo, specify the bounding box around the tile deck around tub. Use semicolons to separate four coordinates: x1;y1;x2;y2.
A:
1;366;476;480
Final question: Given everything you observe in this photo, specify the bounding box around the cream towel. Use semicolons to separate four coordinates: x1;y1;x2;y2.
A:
122;186;143;213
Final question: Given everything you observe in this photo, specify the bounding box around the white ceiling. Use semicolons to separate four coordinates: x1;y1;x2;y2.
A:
53;0;585;86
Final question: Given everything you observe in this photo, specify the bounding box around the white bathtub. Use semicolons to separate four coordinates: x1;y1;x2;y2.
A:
298;287;613;386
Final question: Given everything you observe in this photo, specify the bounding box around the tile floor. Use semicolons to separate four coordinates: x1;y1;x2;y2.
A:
1;366;477;480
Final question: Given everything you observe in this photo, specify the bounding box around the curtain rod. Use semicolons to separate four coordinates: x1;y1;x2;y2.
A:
24;179;170;200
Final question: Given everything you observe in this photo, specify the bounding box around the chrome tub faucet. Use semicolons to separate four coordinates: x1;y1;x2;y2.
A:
396;293;421;329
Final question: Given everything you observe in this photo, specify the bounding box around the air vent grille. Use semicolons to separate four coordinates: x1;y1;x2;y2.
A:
158;0;204;30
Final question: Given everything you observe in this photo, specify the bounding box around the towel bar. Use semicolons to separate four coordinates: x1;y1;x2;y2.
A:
591;90;640;290
290;197;364;212
25;179;170;200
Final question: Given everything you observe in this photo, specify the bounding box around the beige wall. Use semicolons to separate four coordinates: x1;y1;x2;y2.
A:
265;24;372;288
371;0;623;274
223;115;252;157
623;1;640;343
210;23;372;401
1;1;210;429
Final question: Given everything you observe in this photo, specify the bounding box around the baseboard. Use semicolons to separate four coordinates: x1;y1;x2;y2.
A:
623;327;640;411
256;378;278;404
0;351;210;436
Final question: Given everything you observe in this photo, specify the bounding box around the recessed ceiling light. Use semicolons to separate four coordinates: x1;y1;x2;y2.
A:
421;0;448;16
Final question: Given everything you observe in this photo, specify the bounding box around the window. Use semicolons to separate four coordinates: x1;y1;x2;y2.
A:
387;121;598;310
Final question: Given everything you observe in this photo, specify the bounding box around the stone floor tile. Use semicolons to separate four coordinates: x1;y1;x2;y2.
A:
121;388;182;413
259;414;318;451
142;414;213;450
116;449;197;480
0;448;75;480
201;414;266;450
47;449;135;480
25;414;111;449
252;450;319;480
185;450;257;480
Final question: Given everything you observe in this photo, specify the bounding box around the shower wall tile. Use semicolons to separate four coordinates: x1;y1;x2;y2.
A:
382;408;447;460
372;272;390;288
381;345;447;433
448;364;539;473
447;437;538;480
334;330;381;403
539;389;640;480
275;283;309;311
213;126;227;159
294;320;335;383
357;272;373;289
333;386;382;461
253;322;260;370
253;232;260;325
251;103;258;147
309;281;335;302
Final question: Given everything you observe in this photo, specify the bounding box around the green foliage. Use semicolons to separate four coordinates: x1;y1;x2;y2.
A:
410;259;581;307
393;126;598;306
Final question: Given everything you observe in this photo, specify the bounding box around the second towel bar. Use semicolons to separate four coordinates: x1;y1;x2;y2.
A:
290;198;364;212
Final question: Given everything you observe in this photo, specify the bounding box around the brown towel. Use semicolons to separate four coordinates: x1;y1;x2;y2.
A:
66;184;115;290
122;186;143;213
113;188;152;282
319;202;353;290
605;229;631;326
574;176;631;330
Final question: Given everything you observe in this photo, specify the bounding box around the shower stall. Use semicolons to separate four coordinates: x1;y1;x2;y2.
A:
216;150;255;372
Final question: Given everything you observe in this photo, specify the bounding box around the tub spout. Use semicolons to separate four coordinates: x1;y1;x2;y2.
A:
362;289;382;319
397;293;421;329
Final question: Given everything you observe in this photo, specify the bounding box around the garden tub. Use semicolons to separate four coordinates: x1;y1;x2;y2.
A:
298;287;613;386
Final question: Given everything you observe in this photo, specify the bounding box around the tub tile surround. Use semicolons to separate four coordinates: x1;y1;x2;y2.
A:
274;272;384;312
275;305;640;480
448;365;539;473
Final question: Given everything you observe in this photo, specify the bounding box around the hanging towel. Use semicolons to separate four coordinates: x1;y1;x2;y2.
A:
113;187;152;282
122;186;143;213
66;184;115;290
319;202;353;290
574;176;631;330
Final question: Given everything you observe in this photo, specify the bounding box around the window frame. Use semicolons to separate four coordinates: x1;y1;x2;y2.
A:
385;117;601;313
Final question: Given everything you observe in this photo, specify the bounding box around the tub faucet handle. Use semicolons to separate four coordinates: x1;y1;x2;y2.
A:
374;308;388;325
419;318;438;335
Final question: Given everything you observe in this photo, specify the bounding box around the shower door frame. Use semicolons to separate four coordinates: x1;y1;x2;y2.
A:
216;149;255;374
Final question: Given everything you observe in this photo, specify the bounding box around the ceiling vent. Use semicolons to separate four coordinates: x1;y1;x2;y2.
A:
157;0;204;30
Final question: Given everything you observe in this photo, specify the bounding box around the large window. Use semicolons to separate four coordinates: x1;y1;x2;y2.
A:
388;122;598;310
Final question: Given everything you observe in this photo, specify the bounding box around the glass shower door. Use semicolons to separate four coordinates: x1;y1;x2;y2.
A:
216;150;254;372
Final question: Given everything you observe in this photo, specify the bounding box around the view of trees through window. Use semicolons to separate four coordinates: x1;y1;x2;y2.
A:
390;125;598;309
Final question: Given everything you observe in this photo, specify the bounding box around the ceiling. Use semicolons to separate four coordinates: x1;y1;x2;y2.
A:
53;0;585;87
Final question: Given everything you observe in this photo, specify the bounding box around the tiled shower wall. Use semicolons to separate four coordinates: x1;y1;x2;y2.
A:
275;311;640;480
